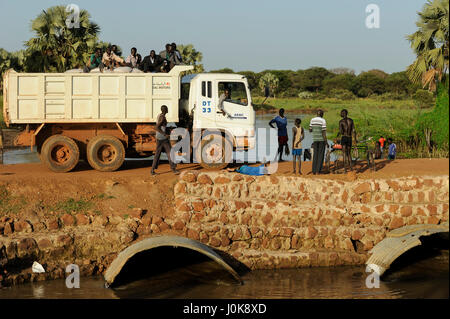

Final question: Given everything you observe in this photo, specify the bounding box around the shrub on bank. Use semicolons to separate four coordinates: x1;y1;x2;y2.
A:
328;89;355;100
413;89;435;108
376;92;409;101
415;84;449;153
297;91;315;99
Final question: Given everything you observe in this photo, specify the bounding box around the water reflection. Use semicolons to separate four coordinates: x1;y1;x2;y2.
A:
0;258;447;299
2;147;40;165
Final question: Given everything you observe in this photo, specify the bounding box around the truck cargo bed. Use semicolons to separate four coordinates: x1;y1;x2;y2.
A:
2;66;193;126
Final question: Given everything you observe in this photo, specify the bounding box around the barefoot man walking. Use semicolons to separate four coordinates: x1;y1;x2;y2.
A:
338;109;356;172
151;105;179;175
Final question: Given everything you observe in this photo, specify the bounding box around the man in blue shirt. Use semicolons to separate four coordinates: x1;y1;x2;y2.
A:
387;138;397;160
269;108;288;162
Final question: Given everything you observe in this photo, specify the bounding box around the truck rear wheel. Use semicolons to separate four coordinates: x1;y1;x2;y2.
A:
197;135;232;170
86;135;125;172
41;135;80;173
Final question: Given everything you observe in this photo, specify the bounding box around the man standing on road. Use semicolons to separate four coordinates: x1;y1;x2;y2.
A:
151;105;180;175
338;109;356;172
387;138;397;160
269;108;289;162
309;110;328;175
379;136;386;158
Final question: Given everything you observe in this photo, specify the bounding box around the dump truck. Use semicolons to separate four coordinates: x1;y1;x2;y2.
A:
2;65;256;172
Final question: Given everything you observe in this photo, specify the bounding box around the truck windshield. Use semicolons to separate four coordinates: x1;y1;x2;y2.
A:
218;82;248;106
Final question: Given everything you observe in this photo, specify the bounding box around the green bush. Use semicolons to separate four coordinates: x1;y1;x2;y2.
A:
329;88;355;100
413;89;435;108
376;92;409;101
279;88;299;98
297;91;315;99
357;87;372;98
415;84;449;152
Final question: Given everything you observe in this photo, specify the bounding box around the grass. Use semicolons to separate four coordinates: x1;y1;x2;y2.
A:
252;96;418;111
252;96;440;159
49;198;94;215
47;193;115;215
253;96;431;136
0;185;27;215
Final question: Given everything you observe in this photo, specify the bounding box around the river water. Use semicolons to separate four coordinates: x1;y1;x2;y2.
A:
0;255;448;299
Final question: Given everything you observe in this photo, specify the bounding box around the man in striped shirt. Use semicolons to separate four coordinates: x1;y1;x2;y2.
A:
309;110;329;175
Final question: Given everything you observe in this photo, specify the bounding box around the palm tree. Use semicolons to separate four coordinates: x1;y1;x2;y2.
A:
0;49;25;90
25;6;100;72
406;0;449;91
259;73;279;98
177;44;204;74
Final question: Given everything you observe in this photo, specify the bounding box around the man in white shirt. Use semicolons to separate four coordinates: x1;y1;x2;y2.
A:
309;110;328;175
125;47;140;68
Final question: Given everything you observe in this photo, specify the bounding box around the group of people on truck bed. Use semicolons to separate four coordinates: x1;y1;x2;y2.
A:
83;43;183;73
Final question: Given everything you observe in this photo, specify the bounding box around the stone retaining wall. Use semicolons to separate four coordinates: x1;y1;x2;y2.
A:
169;171;449;270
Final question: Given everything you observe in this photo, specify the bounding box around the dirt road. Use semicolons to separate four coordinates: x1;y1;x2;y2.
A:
1;157;448;180
0;158;448;220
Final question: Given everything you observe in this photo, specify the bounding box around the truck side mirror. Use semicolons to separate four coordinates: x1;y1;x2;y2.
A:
264;86;270;98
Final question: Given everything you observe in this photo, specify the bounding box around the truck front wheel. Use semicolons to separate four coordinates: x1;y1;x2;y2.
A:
41;135;80;173
197;135;232;170
86;135;125;172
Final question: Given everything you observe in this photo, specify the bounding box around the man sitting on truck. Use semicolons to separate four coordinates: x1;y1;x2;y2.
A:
140;50;162;73
151;105;180;175
84;48;104;73
125;47;141;69
170;42;183;66
159;44;172;63
102;46;124;70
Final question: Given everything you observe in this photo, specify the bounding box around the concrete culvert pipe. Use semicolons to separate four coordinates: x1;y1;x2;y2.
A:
366;222;449;277
104;236;243;288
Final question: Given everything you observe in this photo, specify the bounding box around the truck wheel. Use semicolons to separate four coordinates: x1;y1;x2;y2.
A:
41;135;80;173
198;135;232;170
86;135;125;172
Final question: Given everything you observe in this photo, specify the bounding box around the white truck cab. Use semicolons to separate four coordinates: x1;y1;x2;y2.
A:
184;73;256;152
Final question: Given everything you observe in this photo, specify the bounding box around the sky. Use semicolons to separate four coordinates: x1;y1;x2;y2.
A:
0;0;427;74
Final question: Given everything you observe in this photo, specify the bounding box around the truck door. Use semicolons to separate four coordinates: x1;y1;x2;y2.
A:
215;81;251;128
196;80;215;128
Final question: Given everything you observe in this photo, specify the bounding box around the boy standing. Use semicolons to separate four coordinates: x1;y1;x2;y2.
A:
292;118;304;174
387;138;397;160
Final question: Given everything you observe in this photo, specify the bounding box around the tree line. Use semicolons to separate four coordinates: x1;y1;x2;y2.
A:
209;67;426;100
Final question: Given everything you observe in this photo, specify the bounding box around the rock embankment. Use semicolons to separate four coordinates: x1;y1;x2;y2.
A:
0;171;448;287
173;171;449;269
